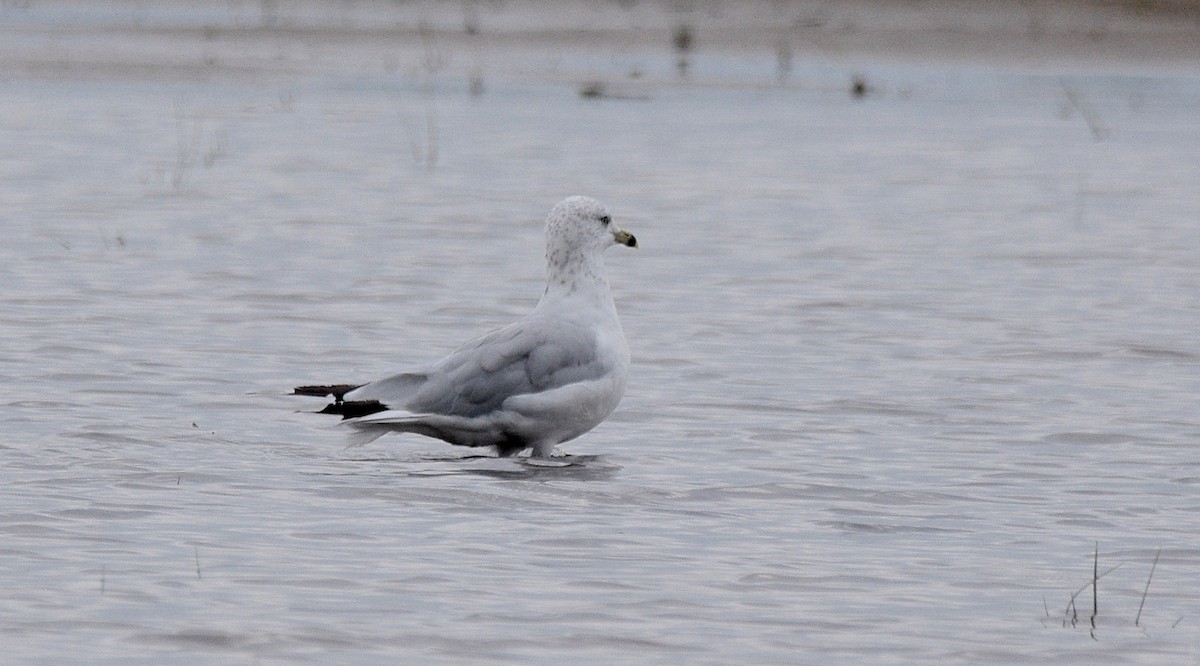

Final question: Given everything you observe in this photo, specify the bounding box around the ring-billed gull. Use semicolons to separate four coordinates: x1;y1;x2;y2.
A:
295;196;637;458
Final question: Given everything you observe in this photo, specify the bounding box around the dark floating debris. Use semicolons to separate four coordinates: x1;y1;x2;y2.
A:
673;24;693;76
577;81;650;101
851;74;870;99
672;24;693;53
579;81;605;99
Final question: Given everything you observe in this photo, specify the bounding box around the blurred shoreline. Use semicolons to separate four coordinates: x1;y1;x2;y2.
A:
3;0;1199;85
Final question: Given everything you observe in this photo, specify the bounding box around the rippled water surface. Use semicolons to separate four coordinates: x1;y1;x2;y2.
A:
3;3;1200;663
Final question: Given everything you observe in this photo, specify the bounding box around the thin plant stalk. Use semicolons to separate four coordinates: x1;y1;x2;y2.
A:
1135;548;1162;627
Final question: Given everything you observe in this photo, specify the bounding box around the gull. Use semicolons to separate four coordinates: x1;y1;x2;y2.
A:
295;196;637;458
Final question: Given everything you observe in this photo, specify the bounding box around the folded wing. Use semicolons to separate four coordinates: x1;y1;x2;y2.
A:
347;314;610;421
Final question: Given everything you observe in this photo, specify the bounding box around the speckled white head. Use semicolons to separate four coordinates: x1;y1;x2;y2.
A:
545;196;636;253
543;196;636;294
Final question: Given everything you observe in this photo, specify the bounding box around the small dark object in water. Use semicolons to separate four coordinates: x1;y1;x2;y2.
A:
577;81;651;102
579;81;605;99
673;24;694;76
673;24;693;52
851;75;868;98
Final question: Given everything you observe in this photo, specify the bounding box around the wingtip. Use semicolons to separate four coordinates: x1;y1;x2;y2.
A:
293;384;361;400
319;400;390;420
294;384;388;419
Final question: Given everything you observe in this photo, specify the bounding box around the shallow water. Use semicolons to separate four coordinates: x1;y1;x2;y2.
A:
3;2;1200;663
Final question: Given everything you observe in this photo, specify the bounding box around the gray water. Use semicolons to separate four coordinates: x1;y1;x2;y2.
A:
3;3;1200;663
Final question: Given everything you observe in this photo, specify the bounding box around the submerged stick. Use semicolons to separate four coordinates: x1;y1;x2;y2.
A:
1059;78;1109;141
1091;542;1099;635
1135;548;1162;627
1063;557;1121;627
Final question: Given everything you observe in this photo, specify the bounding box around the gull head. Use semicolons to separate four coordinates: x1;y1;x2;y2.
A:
545;196;637;258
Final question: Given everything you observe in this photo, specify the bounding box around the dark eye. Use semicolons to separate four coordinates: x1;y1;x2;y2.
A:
599;215;611;226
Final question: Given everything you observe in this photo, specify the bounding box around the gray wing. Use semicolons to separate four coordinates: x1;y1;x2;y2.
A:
344;371;427;405
409;315;610;418
348;315;612;419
